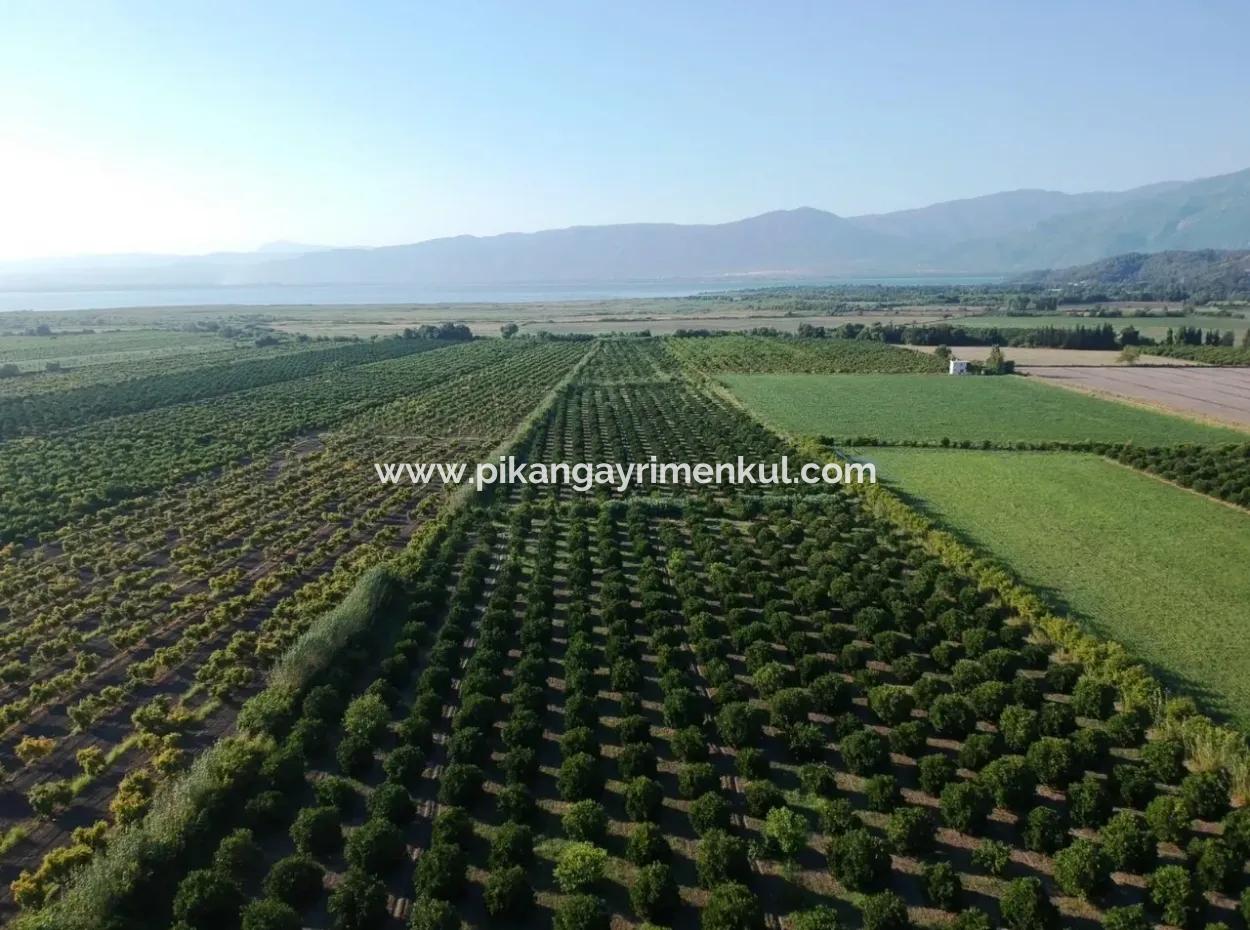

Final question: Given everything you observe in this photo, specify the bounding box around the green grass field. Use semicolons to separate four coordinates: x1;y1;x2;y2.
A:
722;373;1247;444
862;447;1250;723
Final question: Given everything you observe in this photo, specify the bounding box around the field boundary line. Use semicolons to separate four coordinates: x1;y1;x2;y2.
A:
1022;370;1250;435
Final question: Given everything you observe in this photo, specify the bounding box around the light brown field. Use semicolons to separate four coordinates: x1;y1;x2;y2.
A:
1023;366;1250;430
904;345;1200;366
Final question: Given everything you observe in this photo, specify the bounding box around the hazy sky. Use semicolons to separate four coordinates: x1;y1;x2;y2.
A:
3;0;1249;260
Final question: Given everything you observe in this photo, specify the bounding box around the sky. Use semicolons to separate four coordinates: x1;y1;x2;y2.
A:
2;0;1250;261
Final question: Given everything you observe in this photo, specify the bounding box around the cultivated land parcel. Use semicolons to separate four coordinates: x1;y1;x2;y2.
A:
2;315;1249;930
720;373;1248;445
859;448;1250;726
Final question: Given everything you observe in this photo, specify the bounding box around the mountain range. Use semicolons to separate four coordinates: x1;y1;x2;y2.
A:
5;169;1250;290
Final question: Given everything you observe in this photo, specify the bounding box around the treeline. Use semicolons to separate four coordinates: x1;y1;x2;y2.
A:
795;321;1140;350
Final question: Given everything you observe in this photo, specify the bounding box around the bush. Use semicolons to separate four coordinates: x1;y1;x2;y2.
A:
810;674;851;715
328;868;386;930
1111;763;1155;809
1101;811;1156;872
798;762;839;797
555;842;607;893
313;775;356;814
484;865;532;919
1105;712;1146;747
940;780;992;834
679;762;718;800
430;806;471;847
923;860;961;910
860;891;909;930
624;776;663;822
1145;793;1191;844
696;829;749;887
865;774;900;812
438;763;484;806
868;685;915;726
1180;770;1229;821
928;694;976;737
626;822;671;866
264;854;323;906
999;705;1040;752
336;733;375;776
1070;727;1110;769
1020;805;1067;854
737;747;769;779
816;797;859;836
744;780;785;818
497;783;535;823
791;905;841;930
828;828;889;892
559;753;603;802
999;877;1060;930
1147;864;1202;928
1222;806;1250;858
716;702;760;747
1039;701;1076;737
690;791;732;835
1071;678;1116;720
887;720;928;758
414;843;466;899
1067;774;1111;828
214;827;263;882
980;756;1035;811
762;806;809;860
887;806;935;855
1140;738;1185;785
563;800;608;842
957;732;998;771
345;818;404;874
950;909;992;930
630;862;678;921
241;898;301;930
553;894;609;930
1190;836;1240;893
1101;905;1150;930
172;869;245;928
971;839;1012;876
407;897;458;930
367;782;414;825
1025;737;1074;788
702;882;763;930
489;822;534;870
839;729;887;775
380;745;424;788
290;805;342;857
917;753;957;796
1053;838;1111;899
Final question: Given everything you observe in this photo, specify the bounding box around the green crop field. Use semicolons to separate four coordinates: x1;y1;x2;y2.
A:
864;446;1250;723
721;372;1247;444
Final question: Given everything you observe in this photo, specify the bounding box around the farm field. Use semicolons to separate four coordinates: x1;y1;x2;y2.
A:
0;335;591;917
3;330;1249;930
721;373;1248;445
1024;366;1250;431
859;447;1250;724
904;346;1198;367
669;335;946;374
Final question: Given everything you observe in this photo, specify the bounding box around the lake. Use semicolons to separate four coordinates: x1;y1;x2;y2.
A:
0;276;1005;312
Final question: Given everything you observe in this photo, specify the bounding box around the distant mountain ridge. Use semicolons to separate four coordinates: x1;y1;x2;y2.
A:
5;168;1250;290
1014;249;1250;299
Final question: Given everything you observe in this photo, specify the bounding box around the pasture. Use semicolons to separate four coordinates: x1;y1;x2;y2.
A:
721;372;1246;445
861;447;1250;723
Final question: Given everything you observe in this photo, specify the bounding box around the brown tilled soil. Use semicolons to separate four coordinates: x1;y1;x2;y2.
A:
1022;366;1250;430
